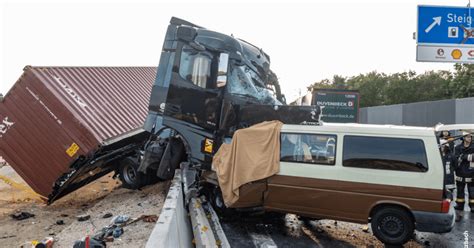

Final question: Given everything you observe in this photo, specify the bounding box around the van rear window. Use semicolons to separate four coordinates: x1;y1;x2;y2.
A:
343;136;428;172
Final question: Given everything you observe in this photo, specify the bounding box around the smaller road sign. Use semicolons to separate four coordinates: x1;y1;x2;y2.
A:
417;45;474;63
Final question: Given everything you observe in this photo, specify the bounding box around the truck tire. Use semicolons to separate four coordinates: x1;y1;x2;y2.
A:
118;157;146;190
371;206;414;245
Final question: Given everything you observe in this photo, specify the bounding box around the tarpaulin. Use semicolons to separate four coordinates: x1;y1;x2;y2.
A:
212;121;283;207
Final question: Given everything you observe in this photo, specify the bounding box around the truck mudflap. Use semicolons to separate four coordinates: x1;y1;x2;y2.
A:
48;129;150;204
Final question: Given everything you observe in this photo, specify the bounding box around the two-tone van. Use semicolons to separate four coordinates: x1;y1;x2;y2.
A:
225;123;455;245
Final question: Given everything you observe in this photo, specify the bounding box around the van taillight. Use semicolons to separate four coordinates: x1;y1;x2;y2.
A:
441;199;450;213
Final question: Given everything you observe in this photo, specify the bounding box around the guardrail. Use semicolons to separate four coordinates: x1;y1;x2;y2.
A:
146;168;230;247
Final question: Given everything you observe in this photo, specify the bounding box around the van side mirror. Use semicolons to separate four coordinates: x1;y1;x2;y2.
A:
217;53;229;88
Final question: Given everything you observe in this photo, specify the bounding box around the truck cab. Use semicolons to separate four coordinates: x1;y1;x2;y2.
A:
141;17;319;173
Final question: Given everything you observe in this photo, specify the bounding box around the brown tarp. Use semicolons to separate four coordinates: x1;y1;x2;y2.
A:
212;121;283;207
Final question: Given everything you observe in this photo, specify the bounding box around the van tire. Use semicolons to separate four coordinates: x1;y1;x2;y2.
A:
371;206;414;245
203;185;234;218
118;157;146;190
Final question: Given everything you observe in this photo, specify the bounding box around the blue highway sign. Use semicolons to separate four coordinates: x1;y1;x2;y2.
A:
418;5;474;45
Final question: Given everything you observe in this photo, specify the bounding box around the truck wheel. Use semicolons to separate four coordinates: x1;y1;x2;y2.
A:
118;157;146;190
371;206;414;245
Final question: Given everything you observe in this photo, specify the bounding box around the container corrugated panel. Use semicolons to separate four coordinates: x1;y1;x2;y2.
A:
0;66;156;197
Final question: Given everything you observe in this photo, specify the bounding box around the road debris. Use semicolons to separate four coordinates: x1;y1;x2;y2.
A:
73;236;105;248
142;215;158;223
112;227;124;238
19;237;54;248
90;214;157;244
103;236;114;242
0;234;16;239
11;211;35;220
76;215;90;222
35;237;54;248
111;215;129;224
102;213;113;219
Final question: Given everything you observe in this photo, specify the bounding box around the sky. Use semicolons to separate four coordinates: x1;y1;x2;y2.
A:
0;0;467;101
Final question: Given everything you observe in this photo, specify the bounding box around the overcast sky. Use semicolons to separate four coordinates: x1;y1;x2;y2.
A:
1;0;464;101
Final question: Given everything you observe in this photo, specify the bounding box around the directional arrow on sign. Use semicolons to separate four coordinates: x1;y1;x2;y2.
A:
425;16;442;33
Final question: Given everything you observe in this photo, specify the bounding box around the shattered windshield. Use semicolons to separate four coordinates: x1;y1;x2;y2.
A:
227;64;282;105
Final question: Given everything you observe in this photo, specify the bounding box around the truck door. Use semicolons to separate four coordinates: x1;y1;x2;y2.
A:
165;43;222;131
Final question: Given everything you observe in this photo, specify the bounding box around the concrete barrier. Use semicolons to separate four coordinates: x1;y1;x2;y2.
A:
146;170;193;248
189;197;218;247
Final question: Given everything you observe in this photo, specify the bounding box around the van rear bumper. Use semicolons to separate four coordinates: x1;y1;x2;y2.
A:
412;206;455;233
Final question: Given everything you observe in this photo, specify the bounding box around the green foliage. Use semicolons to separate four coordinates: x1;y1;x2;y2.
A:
307;64;471;108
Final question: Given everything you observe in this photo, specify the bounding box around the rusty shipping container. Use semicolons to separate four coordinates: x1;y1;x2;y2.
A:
0;66;156;198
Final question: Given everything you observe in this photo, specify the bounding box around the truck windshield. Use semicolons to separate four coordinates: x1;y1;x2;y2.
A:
227;64;282;105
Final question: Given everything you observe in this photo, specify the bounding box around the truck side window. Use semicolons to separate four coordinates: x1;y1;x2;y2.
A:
179;46;214;89
280;133;336;165
343;136;428;172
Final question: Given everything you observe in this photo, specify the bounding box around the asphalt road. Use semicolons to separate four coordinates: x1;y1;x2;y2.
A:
220;210;472;247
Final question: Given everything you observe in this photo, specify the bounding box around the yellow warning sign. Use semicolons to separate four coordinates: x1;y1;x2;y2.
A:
66;142;80;157
204;139;213;153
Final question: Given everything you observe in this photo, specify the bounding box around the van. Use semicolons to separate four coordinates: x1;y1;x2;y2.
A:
219;123;455;245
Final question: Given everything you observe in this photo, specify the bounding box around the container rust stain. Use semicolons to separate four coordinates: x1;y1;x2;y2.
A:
0;66;156;197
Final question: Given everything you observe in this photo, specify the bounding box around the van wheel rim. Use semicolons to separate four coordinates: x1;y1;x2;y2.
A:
380;216;404;237
123;164;137;184
215;194;224;208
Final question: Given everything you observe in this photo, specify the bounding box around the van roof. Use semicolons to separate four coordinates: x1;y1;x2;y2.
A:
282;122;436;137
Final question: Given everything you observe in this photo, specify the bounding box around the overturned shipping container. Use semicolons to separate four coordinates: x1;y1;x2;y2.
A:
0;66;156;199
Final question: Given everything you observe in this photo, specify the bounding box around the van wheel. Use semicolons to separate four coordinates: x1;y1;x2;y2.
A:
118;157;146;189
371;206;414;245
203;185;234;218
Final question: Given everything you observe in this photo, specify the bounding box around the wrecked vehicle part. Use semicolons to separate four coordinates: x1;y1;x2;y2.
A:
138;138;166;173
156;137;186;180
47;129;150;203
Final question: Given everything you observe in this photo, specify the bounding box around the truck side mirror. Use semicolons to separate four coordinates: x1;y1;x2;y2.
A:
217;53;229;88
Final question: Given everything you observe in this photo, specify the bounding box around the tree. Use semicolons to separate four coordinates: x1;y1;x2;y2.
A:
451;64;474;98
306;64;468;108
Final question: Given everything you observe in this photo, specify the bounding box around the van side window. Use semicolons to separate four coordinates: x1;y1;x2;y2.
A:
280;133;336;165
343;136;428;172
179;46;215;89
